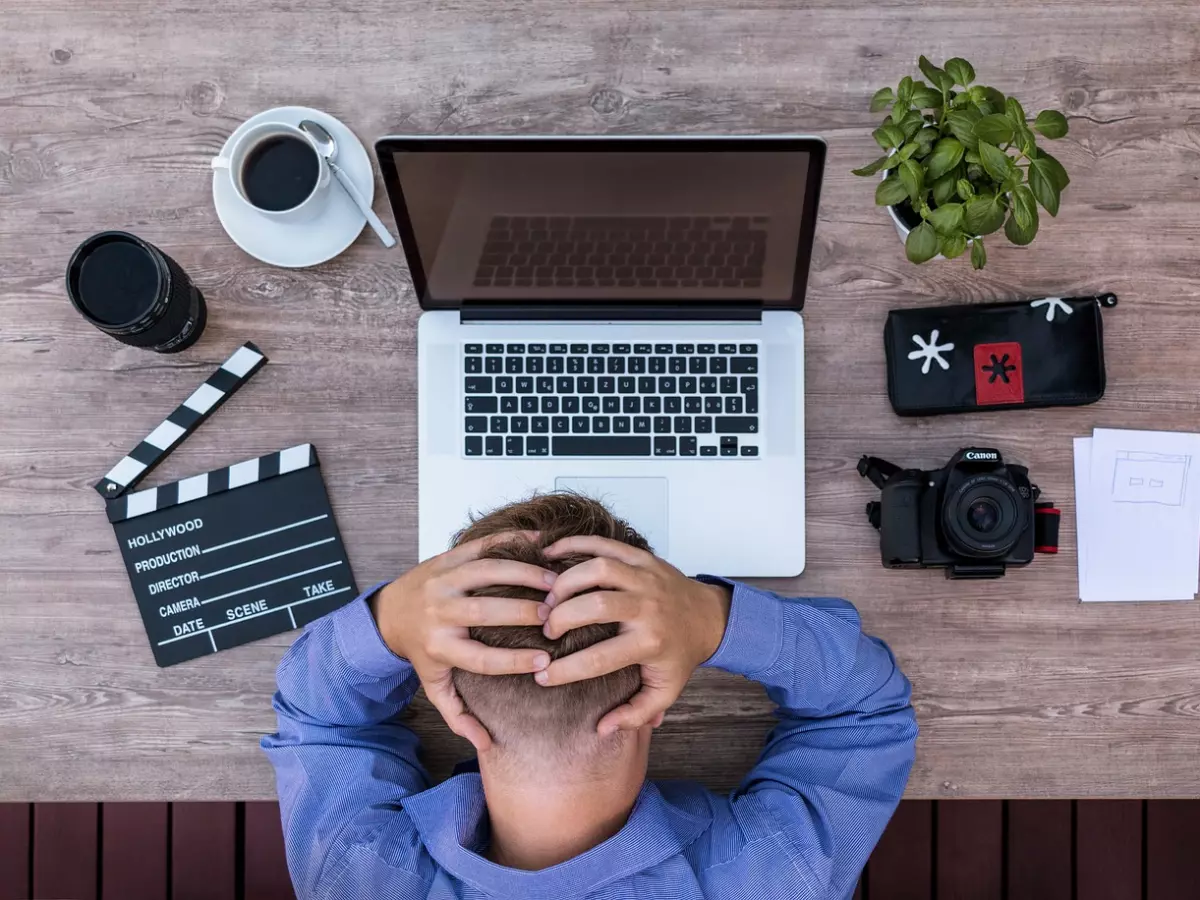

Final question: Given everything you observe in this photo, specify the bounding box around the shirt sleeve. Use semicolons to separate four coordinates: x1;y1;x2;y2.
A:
260;583;431;897
697;577;918;898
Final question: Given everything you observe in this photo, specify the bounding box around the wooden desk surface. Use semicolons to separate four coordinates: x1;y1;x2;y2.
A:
3;0;1200;802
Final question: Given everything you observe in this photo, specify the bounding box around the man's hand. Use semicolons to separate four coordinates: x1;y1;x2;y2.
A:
371;532;557;752
534;537;731;735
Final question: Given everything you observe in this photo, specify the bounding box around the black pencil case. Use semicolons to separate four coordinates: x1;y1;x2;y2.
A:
884;293;1117;416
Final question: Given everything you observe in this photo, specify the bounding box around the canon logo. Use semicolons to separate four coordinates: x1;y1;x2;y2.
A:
964;451;999;461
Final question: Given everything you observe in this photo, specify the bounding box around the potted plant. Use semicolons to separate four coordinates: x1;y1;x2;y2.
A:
853;56;1071;269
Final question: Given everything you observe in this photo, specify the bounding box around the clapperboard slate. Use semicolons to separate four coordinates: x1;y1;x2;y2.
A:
97;343;358;666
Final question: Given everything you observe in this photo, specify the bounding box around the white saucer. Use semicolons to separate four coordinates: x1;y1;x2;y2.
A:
212;106;373;268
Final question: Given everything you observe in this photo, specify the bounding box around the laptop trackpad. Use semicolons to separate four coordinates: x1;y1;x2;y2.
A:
554;477;669;558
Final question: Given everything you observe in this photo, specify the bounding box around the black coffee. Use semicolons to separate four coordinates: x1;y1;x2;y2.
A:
240;135;319;211
77;238;160;325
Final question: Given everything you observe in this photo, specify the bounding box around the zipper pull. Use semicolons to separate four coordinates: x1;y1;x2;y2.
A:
1096;292;1118;308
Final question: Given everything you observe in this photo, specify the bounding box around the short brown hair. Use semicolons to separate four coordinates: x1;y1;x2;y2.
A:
450;493;649;756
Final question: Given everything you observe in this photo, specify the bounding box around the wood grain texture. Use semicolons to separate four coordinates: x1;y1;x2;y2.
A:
936;801;1003;900
866;799;933;900
0;804;31;900
3;0;1200;801
243;802;294;900
1007;800;1073;899
102;802;169;900
1146;800;1200;899
1076;800;1143;900
171;803;236;900
32;803;98;900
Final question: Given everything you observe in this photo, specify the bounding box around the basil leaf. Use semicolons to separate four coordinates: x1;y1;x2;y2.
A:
1005;207;1039;245
946;108;982;150
1033;149;1071;190
869;87;895;113
944;58;976;88
932;172;960;207
905;221;940;264
899;142;918;160
971;237;987;270
1028;160;1061;215
901;109;926;140
973;114;1014;146
940;232;969;259
911;87;944;109
956;178;976;201
978;141;1013;182
851;155;895;177
1005;97;1027;129
1012;183;1038;232
897;76;915;107
1033;109;1069;139
899;158;924;203
928;202;965;235
964;194;1007;235
926;137;965;180
876;174;910;207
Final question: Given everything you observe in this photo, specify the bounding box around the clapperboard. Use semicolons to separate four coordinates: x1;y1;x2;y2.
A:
98;343;358;667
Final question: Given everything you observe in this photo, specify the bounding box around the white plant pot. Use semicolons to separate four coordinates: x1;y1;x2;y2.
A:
880;169;973;261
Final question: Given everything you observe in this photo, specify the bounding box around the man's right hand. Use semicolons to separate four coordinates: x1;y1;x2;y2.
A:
534;537;732;735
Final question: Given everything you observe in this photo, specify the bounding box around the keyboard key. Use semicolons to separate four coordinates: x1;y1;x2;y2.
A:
532;416;549;433
465;396;497;414
607;357;625;374
731;357;758;373
685;397;702;413
465;377;493;393
698;344;715;354
583;397;600;413
638;377;656;393
465;344;483;354
688;357;707;374
720;376;737;393
704;397;723;413
593;416;611;434
465;435;483;455
741;445;759;457
547;357;564;373
696;416;713;433
572;416;590;433
654;436;677;456
486;343;504;354
681;436;698;456
634;416;651;433
614;416;631;433
618;377;636;394
537;377;554;393
644;397;662;414
659;377;677;393
496;376;514;393
675;343;695;354
613;343;631;354
528;343;547;354
552;416;569;433
563;397;580;413
669;358;687;374
526;357;544;374
465;416;487;433
623;397;641;414
678;377;696;394
506;357;524;374
521;396;538;413
739;344;757;354
634;343;652;354
490;416;508;433
525;435;548;456
511;416;530;434
726;396;743;414
629;357;646;374
741;377;758;394
485;357;502;373
556;376;574;393
587;357;605;374
552;436;651;456
549;343;568;353
603;397;620;413
575;376;593;393
700;377;717;394
568;357;585;374
516;377;533;393
507;343;526;354
746;394;759;414
709;357;727;374
485;435;503;456
665;397;682;414
718;343;737;354
674;415;693;433
650;357;666;374
720;436;738;456
506;436;524;456
465;356;483;373
701;445;718;456
591;343;611;354
501;397;518;413
598;377;615;393
716;416;759;434
652;416;670;434
654;343;673;353
570;343;588;353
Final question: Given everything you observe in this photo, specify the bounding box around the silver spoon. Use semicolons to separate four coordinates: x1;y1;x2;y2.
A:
299;119;396;248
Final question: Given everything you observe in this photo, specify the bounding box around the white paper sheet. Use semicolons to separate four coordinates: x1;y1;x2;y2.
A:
1075;428;1200;602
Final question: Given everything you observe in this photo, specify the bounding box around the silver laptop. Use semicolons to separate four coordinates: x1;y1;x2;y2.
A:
375;136;826;577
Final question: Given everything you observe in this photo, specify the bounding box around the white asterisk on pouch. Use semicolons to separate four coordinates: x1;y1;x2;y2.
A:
908;330;955;375
1030;297;1073;322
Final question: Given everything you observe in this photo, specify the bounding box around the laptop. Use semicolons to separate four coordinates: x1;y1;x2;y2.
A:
375;136;826;576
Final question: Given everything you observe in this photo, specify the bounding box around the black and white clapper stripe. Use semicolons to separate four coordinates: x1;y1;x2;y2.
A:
105;444;317;523
93;342;267;499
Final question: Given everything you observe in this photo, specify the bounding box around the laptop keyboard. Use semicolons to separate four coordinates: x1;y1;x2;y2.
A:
473;215;769;289
462;342;762;458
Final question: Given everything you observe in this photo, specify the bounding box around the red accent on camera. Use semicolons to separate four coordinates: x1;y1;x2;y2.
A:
974;342;1025;406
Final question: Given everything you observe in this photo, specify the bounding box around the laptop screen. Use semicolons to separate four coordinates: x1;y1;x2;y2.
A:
378;139;825;309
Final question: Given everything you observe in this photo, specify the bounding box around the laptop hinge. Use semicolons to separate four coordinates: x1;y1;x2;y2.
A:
459;301;763;323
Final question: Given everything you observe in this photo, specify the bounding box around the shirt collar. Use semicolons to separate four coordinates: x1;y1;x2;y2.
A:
400;774;707;898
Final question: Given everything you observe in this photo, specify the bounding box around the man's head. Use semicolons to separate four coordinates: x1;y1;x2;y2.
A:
449;493;649;765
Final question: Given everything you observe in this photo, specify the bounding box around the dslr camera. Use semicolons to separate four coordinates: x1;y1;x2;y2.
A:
858;448;1056;579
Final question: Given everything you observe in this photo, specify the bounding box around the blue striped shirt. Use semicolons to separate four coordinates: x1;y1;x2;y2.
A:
262;578;917;899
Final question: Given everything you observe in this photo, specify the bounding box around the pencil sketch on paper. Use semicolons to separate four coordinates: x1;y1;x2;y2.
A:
1111;450;1190;506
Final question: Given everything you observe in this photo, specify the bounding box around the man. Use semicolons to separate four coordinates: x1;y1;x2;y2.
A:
263;494;917;898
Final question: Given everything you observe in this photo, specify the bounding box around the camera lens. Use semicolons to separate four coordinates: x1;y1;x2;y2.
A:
967;498;1001;533
942;474;1028;558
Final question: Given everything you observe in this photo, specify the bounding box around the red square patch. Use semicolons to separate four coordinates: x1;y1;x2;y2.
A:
973;342;1025;405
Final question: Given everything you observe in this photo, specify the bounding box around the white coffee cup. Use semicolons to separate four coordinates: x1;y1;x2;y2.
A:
211;121;332;224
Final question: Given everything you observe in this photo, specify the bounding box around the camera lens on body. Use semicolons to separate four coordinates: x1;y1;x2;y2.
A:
943;475;1026;558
